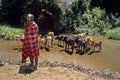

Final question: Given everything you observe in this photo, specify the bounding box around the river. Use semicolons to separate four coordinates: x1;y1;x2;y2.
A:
0;38;120;73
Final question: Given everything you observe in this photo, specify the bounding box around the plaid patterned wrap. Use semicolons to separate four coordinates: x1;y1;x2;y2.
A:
22;21;39;63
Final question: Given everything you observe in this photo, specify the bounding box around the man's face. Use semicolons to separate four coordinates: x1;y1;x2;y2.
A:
27;16;32;22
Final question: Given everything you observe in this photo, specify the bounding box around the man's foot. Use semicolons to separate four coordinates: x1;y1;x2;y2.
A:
20;62;27;66
34;66;37;71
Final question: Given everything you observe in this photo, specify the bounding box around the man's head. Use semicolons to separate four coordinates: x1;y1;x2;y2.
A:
26;14;34;22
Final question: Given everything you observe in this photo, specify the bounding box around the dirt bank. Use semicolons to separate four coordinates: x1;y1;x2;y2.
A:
0;59;120;80
0;64;105;80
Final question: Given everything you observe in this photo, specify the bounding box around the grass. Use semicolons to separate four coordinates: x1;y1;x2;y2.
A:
0;24;24;40
0;24;120;40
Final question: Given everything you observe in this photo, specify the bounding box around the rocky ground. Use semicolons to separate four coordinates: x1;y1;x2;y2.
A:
0;59;120;80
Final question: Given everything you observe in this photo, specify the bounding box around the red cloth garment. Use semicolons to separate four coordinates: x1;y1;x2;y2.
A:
22;21;39;63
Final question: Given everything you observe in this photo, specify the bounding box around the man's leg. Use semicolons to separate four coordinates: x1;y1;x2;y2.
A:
29;57;34;67
35;57;38;69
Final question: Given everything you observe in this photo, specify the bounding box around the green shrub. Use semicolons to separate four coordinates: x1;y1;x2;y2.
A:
105;28;120;40
0;25;24;40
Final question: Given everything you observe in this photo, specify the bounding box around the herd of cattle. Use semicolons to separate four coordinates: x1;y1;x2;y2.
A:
55;33;102;54
14;32;102;54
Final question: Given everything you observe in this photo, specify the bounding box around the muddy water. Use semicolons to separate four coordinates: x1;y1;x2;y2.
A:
0;40;22;60
0;39;120;73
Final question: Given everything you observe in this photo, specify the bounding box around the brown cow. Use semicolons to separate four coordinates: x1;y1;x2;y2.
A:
38;35;46;49
91;40;102;52
75;36;87;54
64;35;77;53
47;32;54;46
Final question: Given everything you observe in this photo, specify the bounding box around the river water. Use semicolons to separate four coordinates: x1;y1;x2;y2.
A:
0;38;120;73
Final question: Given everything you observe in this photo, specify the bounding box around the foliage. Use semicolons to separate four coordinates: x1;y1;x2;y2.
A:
0;0;62;33
81;7;112;35
0;0;26;25
36;0;62;33
91;0;120;15
105;28;120;40
0;25;24;40
62;0;111;34
0;0;120;40
62;0;120;40
108;13;120;28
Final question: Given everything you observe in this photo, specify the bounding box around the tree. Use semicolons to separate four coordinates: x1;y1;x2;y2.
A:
0;0;26;25
0;0;62;34
62;0;92;33
91;0;120;15
25;0;62;34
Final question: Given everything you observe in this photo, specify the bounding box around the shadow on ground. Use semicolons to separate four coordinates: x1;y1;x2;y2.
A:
18;65;35;74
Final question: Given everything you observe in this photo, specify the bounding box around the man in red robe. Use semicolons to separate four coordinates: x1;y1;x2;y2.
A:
22;14;39;70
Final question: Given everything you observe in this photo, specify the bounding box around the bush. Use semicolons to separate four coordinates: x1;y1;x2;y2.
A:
105;28;120;40
0;25;24;40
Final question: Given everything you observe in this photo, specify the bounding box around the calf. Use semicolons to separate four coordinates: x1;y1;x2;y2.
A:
14;35;24;42
75;36;87;54
85;36;93;51
38;36;46;49
55;34;68;47
45;35;52;51
77;33;86;38
64;35;77;53
55;34;63;45
47;32;54;46
91;40;102;52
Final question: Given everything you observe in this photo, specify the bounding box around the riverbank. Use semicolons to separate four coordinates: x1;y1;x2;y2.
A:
0;38;120;80
0;59;120;80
